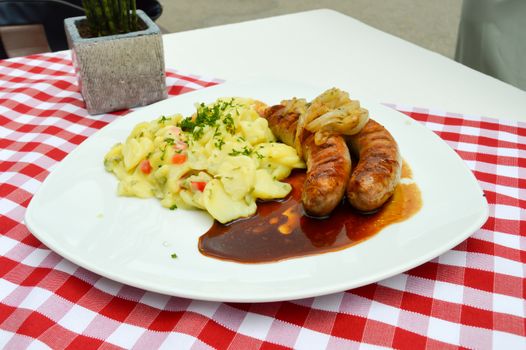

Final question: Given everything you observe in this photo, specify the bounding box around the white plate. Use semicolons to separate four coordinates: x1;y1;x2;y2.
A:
25;80;488;302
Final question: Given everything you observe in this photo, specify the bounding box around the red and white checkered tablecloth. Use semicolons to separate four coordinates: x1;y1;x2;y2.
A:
1;52;524;349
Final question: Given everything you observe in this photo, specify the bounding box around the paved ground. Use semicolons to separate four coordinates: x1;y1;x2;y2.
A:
157;0;462;58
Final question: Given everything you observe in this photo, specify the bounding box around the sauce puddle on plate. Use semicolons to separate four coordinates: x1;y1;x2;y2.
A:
199;162;421;263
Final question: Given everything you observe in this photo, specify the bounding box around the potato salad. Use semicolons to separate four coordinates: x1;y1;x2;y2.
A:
104;97;305;223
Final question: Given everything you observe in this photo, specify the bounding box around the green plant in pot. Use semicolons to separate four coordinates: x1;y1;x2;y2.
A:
65;0;167;115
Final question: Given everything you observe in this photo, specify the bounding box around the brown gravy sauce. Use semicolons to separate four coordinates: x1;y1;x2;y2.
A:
198;162;422;263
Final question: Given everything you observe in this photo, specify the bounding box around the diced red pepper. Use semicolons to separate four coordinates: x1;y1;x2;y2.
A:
191;181;207;192
171;153;187;164
140;159;152;174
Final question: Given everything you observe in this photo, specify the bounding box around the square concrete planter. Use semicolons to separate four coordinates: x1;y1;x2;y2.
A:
65;10;167;115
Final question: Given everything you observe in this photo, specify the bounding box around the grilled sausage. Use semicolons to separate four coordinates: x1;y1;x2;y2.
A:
302;133;351;216
346;119;401;212
264;105;351;217
263;105;296;147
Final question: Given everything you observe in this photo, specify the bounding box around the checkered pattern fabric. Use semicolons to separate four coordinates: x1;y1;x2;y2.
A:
1;52;524;349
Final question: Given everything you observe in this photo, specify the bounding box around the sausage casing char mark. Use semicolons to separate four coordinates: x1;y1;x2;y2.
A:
346;119;401;212
263;105;351;217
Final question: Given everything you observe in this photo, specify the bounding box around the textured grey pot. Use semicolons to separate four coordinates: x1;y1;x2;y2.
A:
65;10;167;115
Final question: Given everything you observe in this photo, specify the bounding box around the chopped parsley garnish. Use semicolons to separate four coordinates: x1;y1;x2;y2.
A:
213;126;221;138
228;149;241;156
169;204;177;210
178;99;237;140
192;126;205;140
228;146;253;156
223;114;235;134
158;115;170;124
242;146;252;156
160;138;179;160
170;253;178;259
214;138;225;150
179;116;195;132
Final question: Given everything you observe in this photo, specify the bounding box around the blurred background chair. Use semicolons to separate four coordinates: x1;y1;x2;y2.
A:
455;0;526;90
0;0;163;59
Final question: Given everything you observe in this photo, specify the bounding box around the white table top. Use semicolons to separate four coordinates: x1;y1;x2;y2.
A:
162;9;526;122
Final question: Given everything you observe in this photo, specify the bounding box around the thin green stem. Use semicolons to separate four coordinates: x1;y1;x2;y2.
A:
100;0;116;34
81;0;137;36
112;0;120;32
92;0;107;35
130;0;137;31
122;0;128;32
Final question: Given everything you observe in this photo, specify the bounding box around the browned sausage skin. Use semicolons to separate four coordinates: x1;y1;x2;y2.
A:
263;105;351;217
302;133;351;216
263;105;296;146
346;119;401;212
